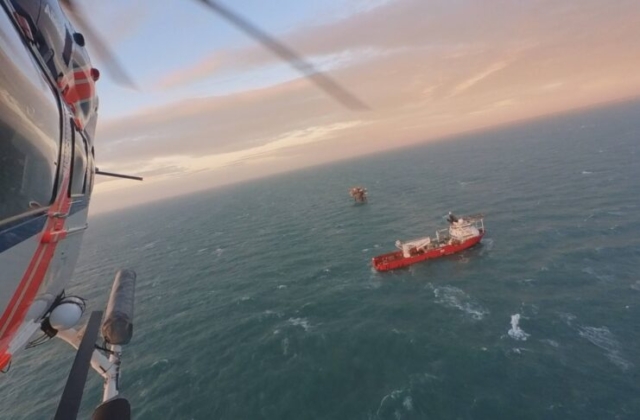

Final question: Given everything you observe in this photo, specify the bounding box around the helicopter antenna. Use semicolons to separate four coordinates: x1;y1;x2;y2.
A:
96;169;143;181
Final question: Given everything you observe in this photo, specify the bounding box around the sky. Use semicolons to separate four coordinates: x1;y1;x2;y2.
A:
79;0;640;214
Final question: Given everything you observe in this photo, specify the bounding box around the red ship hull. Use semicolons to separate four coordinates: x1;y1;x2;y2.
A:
372;230;485;272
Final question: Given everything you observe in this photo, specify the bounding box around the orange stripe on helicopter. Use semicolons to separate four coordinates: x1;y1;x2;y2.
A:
0;175;73;369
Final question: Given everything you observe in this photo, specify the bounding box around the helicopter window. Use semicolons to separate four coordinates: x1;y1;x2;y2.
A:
69;129;88;196
0;5;61;225
0;120;59;222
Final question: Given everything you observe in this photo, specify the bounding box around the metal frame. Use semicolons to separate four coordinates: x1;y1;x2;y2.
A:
56;327;123;402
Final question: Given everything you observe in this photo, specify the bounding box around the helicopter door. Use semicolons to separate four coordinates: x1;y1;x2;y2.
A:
42;119;91;307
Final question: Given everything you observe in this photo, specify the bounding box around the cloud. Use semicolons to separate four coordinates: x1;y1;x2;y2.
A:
155;55;224;90
149;0;640;99
150;0;434;91
90;0;640;213
449;60;512;97
98;120;365;177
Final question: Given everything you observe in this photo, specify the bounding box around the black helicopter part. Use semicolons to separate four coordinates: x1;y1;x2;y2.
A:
54;310;103;420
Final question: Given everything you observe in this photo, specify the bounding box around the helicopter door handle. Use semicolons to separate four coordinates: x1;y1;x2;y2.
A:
41;225;88;243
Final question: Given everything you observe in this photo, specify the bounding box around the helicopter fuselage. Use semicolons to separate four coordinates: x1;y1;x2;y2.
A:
0;0;97;370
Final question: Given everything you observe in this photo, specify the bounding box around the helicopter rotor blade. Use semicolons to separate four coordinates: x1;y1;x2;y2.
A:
59;0;138;89
194;0;369;110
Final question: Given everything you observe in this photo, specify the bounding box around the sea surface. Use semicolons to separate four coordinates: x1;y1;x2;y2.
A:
1;100;640;419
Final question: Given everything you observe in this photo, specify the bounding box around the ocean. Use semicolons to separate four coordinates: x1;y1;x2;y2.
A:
1;99;640;419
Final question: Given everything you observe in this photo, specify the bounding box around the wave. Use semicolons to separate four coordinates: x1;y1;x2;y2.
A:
540;339;559;348
558;312;577;327
581;267;615;282
431;285;488;320
262;309;283;319
374;373;438;418
478;238;494;255
375;389;414;419
287;317;312;332
578;326;633;371
508;314;530;341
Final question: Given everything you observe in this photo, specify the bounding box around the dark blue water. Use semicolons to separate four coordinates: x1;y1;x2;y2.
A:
2;100;640;419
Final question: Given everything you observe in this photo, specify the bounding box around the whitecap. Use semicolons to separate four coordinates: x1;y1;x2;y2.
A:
375;389;405;418
403;396;413;411
433;286;488;320
541;339;559;348
263;310;282;319
508;314;530;341
416;372;439;382
518;278;536;285
277;285;287;290
630;281;640;291
581;267;614;282
287;317;311;332
376;388;418;420
582;171;593;175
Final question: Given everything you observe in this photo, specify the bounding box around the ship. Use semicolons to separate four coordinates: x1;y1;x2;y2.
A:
349;186;368;203
372;213;485;271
